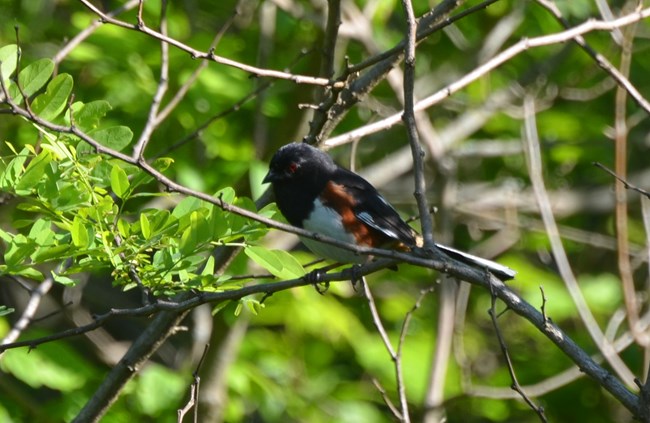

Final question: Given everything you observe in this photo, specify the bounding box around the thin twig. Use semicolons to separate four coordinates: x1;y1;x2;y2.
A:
178;343;209;423
371;378;402;419
0;261;391;353
642;196;650;386
304;0;464;145
539;286;549;325
488;280;547;421
534;0;650;116
361;278;409;423
325;6;650;148
0;275;54;348
53;0;140;67
594;162;650;199
423;279;455;423
78;0;343;88
468;307;650;399
155;6;240;126
346;0;500;74
522;95;635;386
400;0;436;251
132;0;170;159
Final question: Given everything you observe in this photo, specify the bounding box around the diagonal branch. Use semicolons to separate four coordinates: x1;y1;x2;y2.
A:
325;5;650;148
132;0;170;160
78;0;341;88
522;95;636;386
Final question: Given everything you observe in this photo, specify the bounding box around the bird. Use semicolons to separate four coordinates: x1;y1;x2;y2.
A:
262;142;516;281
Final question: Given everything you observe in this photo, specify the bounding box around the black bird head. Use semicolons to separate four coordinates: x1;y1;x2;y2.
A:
263;142;336;185
263;143;338;226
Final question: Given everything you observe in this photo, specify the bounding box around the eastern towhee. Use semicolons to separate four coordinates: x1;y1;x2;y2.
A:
263;143;516;281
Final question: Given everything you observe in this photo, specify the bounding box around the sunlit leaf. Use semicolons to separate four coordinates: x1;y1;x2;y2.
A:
0;44;18;83
9;58;55;102
0;305;14;317
201;255;215;276
110;164;130;199
0;146;30;189
1;346;86;390
31;73;73;121
140;213;151;239
71;216;89;248
69;100;112;132
91;126;133;152
52;272;77;286
244;246;305;279
15;149;52;193
4;234;34;268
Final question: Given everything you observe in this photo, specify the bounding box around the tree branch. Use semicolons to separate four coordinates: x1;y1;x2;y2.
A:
78;0;342;88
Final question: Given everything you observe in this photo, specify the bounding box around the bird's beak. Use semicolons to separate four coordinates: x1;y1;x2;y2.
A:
262;170;275;184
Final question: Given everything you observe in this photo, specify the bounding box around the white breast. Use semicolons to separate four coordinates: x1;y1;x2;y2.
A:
300;202;365;263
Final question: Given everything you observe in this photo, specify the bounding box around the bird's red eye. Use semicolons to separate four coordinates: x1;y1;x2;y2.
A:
288;162;298;173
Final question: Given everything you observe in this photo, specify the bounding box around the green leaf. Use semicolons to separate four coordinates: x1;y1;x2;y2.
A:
71;216;89;248
244;246;306;279
15;149;52;193
69;100;111;132
0;147;29;189
91;126;133;152
249;160;270;201
180;210;210;254
9;58;55;102
208;208;229;239
11;266;45;281
172;196;203;218
1;346;86;390
32;244;70;263
52;272;77;286
140;213;151;239
0;44;18;83
117;218;131;238
135;364;187;417
31;73;73;121
245;297;264;315
127;168;153;191
215;186;236;204
152;157;174;172
4;234;34;268
110;164;130;199
201;255;215;276
0;227;12;243
29;219;55;246
0;305;15;317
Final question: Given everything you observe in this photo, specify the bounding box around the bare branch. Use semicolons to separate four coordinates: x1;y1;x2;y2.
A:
78;0;342;88
178;344;209;423
325;6;650;148
594;162;650;199
362;278;409;423
534;0;650;115
522;95;635;386
132;0;170;159
53;0;140;67
488;281;547;421
0;274;54;347
401;0;436;250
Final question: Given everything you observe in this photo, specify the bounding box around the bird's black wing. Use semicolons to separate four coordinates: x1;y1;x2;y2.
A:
332;167;417;246
331;167;517;280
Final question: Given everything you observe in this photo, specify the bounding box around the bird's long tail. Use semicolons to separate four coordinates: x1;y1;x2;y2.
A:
435;243;516;281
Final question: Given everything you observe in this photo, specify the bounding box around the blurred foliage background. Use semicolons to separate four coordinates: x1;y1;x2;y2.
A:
1;0;650;422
